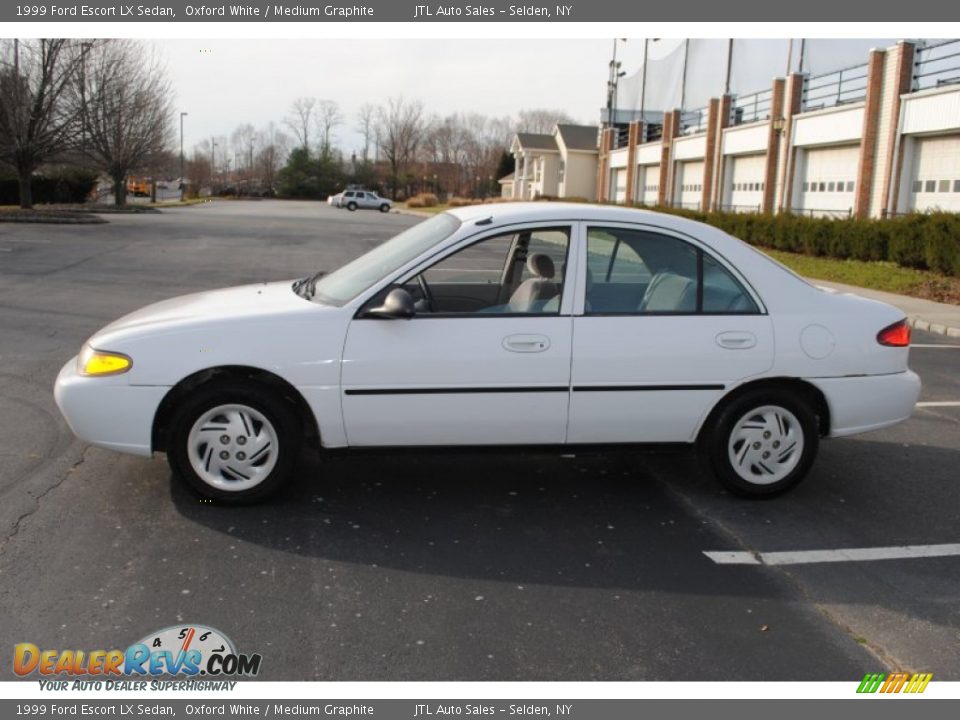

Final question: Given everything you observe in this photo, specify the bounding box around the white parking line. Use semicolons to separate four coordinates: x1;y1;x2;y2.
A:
911;344;960;349
704;543;960;566
916;401;960;407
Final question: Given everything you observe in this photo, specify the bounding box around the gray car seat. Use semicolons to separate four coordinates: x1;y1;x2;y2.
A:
638;271;696;312
509;253;559;312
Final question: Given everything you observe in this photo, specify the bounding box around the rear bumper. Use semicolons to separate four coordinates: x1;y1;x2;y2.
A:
809;370;921;438
54;357;169;457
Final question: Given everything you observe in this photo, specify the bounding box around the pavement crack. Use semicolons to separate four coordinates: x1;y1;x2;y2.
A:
0;444;91;555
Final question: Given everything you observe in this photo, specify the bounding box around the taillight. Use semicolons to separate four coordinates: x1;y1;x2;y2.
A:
877;319;911;347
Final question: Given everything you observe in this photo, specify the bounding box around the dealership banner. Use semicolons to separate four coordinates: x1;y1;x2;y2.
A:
1;699;959;719
2;0;957;22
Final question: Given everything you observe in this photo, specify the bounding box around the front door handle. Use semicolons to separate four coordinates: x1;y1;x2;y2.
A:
503;334;550;353
716;331;757;350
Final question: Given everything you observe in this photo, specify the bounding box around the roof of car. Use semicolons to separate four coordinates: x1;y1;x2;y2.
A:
444;201;701;231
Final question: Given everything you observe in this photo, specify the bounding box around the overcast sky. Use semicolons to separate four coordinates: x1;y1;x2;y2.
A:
154;38;899;157
156;39;621;157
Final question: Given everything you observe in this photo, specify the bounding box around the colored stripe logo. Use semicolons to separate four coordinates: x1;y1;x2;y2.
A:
857;672;932;694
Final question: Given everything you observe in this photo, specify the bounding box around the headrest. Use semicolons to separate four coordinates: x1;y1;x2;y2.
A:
526;253;555;279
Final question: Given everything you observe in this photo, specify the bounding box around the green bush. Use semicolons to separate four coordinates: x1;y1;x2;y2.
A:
623;204;960;278
0;170;99;205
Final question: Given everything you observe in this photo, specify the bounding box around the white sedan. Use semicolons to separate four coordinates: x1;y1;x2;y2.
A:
55;203;920;502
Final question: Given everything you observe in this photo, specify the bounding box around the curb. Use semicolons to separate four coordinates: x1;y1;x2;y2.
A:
907;316;960;339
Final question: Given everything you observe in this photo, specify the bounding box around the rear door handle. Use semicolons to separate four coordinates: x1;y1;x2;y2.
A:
503;334;550;353
716;331;757;349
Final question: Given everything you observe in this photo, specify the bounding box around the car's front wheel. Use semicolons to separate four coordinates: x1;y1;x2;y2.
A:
702;389;819;497
379;204;390;212
166;382;301;503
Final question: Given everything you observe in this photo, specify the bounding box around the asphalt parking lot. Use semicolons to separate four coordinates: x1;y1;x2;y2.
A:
0;199;957;681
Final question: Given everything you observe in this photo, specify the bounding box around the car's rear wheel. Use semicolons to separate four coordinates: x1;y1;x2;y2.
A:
379;204;390;212
167;382;301;503
702;389;819;497
347;202;357;211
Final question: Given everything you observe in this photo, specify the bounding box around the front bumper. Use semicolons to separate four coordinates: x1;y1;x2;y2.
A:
810;370;922;438
54;357;170;457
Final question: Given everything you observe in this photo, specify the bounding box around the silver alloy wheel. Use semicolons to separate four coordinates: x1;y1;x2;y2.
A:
727;404;804;485
186;404;278;492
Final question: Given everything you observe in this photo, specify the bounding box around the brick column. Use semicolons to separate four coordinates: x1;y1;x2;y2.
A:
854;49;887;218
711;95;732;212
657;110;681;207
700;99;720;212
881;42;916;217
762;78;786;214
596;128;614;202
777;73;805;213
624;121;640;203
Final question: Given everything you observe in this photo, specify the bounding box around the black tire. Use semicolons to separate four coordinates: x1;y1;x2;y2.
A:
700;388;819;498
166;381;302;504
347;202;357;211
379;204;390;213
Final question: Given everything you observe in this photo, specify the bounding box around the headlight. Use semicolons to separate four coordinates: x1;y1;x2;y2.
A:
77;345;133;377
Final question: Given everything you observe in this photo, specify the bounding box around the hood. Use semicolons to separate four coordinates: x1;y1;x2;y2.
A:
90;281;317;345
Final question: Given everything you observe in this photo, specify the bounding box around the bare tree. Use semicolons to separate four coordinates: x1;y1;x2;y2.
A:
285;97;315;154
355;102;376;162
0;39;86;208
76;40;173;206
375;96;425;198
231;123;257;174
516;108;577;134
254;122;290;193
314;99;342;159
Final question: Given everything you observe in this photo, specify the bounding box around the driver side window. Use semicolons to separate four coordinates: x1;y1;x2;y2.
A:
410;227;570;315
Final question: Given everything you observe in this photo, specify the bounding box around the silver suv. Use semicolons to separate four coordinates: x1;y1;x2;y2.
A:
338;190;392;212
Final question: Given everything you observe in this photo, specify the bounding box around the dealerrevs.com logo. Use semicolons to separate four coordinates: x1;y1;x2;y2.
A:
14;624;262;680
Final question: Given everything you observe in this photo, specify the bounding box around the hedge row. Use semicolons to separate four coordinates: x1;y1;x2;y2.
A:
0;172;99;206
635;206;960;278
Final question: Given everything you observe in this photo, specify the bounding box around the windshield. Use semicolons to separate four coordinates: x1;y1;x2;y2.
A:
311;213;461;305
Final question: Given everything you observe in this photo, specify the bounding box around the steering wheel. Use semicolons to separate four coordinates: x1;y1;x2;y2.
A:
417;274;438;313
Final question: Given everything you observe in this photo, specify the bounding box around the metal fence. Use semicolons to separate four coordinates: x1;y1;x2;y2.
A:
913;38;960;91
668;200;702;211
679;106;709;136
730;87;773;126
613;125;630;149
788;207;853;219
802;62;870;112
719;204;762;213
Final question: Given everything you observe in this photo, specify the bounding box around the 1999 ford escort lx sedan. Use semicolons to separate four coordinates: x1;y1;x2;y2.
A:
55;203;920;502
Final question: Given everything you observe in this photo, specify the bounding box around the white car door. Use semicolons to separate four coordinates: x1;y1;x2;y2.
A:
341;223;578;446
567;222;774;443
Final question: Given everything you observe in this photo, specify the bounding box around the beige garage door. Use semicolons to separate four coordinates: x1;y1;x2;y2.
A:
728;154;765;212
910;135;960;213
637;165;660;205
676;160;705;210
797;145;859;216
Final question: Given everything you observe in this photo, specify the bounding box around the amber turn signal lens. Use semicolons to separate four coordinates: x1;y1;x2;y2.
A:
78;346;133;376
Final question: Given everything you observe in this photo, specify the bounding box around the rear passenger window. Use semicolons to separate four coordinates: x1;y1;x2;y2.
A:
585;227;759;315
702;253;759;314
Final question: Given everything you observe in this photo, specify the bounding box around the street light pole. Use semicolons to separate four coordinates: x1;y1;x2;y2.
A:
211;138;217;193
179;112;188;201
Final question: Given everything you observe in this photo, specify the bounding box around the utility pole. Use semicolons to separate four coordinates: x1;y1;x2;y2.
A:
179;112;188;200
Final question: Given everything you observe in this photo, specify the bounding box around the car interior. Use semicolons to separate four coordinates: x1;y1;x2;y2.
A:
362;225;757;317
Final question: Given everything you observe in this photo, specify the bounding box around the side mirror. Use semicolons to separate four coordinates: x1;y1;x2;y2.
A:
364;288;416;319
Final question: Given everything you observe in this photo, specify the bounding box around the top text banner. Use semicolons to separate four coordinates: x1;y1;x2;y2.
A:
3;0;959;23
